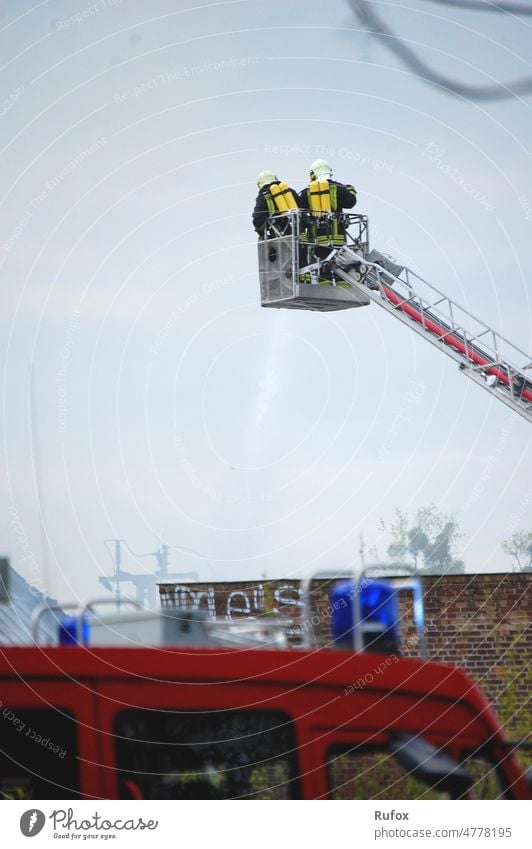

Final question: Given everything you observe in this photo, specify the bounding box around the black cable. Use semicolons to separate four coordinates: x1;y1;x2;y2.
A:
347;0;532;100
118;538;155;559
423;0;532;15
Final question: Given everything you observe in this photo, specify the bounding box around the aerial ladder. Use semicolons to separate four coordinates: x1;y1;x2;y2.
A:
258;210;532;424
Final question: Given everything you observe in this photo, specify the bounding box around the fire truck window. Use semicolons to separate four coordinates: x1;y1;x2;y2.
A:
114;709;299;799
0;708;80;799
327;746;450;800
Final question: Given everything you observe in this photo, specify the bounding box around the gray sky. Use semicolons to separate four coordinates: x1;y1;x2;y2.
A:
1;0;531;603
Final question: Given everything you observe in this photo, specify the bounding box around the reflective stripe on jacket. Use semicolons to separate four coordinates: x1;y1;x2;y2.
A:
299;180;357;246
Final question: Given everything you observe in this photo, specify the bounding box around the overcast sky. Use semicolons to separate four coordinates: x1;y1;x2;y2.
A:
1;0;531;604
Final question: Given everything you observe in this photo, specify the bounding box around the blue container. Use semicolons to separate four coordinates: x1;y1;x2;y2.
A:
58;615;90;646
330;580;400;650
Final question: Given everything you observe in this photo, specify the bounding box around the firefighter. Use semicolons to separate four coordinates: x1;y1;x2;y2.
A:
298;158;357;258
252;170;300;239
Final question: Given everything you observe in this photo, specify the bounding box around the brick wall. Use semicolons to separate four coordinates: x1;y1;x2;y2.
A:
421;573;531;738
159;572;531;737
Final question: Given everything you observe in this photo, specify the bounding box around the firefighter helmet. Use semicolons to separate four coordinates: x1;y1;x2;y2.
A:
310;158;332;180
257;170;278;189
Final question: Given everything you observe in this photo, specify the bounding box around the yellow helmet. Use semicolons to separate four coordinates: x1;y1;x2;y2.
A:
257;169;278;189
310;158;332;180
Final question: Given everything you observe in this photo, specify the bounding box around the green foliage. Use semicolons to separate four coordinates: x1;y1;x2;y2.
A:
493;645;532;773
501;530;532;573
329;752;447;799
380;506;465;574
248;762;289;799
465;759;504;799
262;581;277;616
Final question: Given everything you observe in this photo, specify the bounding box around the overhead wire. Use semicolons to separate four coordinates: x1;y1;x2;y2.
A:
347;0;532;100
422;0;532;15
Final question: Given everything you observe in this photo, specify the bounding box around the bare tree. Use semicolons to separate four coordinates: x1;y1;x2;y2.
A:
380;505;465;574
501;530;532;572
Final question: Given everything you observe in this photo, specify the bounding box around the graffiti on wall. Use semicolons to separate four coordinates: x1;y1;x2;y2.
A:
169;583;303;622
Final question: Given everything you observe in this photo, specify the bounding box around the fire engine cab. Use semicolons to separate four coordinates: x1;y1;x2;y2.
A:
0;568;529;800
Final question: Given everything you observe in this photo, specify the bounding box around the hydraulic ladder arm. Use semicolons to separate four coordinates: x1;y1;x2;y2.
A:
332;246;532;425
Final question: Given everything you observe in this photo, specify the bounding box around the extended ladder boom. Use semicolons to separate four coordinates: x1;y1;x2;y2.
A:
257;210;531;424
333;246;532;424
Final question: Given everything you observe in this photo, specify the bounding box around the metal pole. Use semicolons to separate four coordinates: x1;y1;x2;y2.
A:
114;539;122;610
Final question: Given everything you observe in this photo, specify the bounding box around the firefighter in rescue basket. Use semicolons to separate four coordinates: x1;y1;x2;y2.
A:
252;170;300;239
298;158;357;259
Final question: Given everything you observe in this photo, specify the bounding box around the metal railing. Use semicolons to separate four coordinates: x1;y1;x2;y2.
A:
263;210;369;278
334;246;532;423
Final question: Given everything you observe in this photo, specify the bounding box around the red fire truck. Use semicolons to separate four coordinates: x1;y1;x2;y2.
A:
0;569;529;800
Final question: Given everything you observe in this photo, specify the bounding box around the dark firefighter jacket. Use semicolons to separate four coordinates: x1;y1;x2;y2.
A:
252;181;300;236
297;179;357;245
